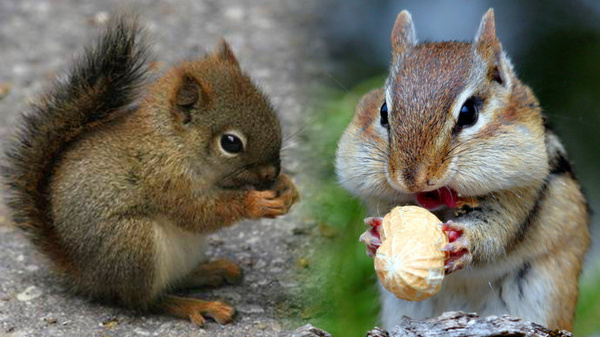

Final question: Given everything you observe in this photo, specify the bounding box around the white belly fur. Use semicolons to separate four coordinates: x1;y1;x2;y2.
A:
152;216;207;296
379;264;550;330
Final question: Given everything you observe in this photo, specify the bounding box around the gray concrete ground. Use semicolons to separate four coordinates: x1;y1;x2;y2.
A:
0;0;326;336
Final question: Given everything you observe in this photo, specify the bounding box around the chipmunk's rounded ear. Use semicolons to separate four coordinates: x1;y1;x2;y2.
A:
173;73;209;124
474;9;506;85
391;10;417;62
474;9;502;57
215;39;240;68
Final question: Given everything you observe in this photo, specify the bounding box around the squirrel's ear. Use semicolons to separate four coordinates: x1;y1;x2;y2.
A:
391;10;417;62
214;39;240;68
173;74;207;124
474;9;505;84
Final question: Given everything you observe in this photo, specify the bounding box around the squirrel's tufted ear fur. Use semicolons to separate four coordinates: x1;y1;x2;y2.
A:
173;73;208;124
474;9;502;58
391;10;417;63
175;74;201;107
214;39;240;67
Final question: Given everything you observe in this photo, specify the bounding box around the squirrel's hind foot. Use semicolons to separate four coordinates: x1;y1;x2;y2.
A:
161;295;235;326
177;259;242;289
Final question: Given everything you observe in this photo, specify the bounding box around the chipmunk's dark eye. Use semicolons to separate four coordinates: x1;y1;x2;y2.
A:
380;102;389;129
457;98;479;128
220;134;244;154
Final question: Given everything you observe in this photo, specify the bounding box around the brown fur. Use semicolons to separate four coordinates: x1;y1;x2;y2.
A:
3;15;298;324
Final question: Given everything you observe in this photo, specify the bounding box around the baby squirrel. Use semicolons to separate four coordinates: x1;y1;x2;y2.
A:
2;16;298;325
336;9;589;331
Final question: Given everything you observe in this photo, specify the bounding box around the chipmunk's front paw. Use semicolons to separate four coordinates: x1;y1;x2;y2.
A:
441;221;473;274
245;174;298;219
360;217;383;257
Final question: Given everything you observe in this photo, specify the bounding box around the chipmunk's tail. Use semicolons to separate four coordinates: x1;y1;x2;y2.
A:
2;15;149;272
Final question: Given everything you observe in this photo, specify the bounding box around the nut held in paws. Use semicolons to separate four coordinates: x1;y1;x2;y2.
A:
374;206;449;301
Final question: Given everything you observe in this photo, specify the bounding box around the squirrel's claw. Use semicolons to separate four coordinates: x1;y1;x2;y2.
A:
187;301;234;326
245;174;298;219
162;296;235;327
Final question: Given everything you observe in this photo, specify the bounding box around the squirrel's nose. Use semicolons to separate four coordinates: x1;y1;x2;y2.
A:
252;164;279;191
257;165;278;181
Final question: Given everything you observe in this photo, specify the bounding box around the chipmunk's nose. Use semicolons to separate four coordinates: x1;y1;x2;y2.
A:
401;166;429;194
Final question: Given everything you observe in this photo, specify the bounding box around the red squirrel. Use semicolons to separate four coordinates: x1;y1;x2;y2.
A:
3;16;298;325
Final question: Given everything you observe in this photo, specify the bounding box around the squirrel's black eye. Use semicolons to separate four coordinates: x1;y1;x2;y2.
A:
220;134;244;154
380;102;389;129
457;98;479;128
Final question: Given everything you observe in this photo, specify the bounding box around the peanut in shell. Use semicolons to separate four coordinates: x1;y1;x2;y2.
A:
374;206;448;301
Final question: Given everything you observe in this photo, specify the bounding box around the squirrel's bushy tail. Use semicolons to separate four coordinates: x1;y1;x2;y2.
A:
2;16;149;271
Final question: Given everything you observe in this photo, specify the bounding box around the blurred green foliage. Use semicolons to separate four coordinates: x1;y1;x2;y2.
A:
575;260;600;336
300;77;385;336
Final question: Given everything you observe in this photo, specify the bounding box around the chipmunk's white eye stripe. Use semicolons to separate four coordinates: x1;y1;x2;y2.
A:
218;129;246;157
385;87;394;112
452;88;495;138
452;87;477;122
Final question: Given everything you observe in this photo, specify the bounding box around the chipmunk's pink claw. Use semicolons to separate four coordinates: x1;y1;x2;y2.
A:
360;217;383;257
441;221;472;274
442;220;461;241
364;217;383;228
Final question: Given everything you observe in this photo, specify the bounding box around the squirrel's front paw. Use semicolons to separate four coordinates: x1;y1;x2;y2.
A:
272;173;300;203
245;174;298;219
441;221;473;274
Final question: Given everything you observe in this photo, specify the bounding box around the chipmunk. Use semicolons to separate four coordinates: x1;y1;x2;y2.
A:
2;16;298;326
335;9;589;331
